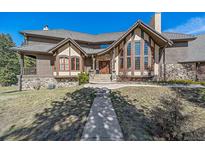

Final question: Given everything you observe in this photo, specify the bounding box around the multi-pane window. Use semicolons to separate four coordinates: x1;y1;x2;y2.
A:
135;41;141;70
64;58;69;70
119;50;124;69
59;57;69;71
76;58;80;70
144;42;149;70
71;57;80;71
127;42;131;69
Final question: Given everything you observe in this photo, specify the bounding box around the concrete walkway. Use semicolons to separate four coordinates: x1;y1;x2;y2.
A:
84;83;205;90
81;88;123;141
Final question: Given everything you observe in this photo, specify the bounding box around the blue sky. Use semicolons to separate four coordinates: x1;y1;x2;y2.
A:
1;12;205;46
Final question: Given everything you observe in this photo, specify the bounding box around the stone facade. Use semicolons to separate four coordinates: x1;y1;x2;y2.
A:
21;76;78;90
159;63;196;81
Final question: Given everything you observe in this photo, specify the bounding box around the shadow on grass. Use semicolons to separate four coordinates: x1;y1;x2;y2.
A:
110;91;153;141
110;90;205;141
170;88;205;108
0;88;96;141
0;90;21;94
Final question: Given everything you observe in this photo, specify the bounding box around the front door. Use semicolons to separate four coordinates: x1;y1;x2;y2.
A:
99;61;110;74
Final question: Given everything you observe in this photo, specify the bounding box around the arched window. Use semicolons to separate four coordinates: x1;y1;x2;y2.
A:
59;57;69;71
135;41;141;70
71;57;80;71
127;42;131;70
144;42;149;70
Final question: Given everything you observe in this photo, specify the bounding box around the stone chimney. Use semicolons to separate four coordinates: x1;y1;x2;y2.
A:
43;25;49;31
150;12;161;33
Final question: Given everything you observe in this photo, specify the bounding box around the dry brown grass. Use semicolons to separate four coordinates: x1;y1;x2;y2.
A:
0;86;95;140
111;86;205;140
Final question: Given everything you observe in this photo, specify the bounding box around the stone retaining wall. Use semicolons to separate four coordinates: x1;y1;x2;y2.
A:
159;63;196;81
21;76;78;90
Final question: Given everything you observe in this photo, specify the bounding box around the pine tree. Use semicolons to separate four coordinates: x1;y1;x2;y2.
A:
0;34;20;86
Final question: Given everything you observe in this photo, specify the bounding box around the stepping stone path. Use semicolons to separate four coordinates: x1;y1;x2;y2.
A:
81;88;124;141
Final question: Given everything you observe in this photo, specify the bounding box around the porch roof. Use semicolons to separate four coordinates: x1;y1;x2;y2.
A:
11;44;56;54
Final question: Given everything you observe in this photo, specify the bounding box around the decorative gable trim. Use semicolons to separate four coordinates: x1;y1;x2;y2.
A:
49;38;88;57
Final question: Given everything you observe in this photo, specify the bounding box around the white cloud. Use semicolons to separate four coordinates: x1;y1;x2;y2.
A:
165;16;205;34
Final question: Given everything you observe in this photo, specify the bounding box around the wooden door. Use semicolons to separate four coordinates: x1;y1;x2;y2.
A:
99;61;110;74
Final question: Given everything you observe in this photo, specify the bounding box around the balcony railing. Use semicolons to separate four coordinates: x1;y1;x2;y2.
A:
23;67;37;75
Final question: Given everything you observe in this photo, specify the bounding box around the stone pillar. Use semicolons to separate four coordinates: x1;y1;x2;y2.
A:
19;53;24;91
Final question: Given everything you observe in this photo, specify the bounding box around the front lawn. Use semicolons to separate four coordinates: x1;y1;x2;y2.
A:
0;86;96;140
111;86;205;140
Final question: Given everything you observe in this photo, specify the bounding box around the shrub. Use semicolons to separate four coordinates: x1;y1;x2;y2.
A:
78;72;89;85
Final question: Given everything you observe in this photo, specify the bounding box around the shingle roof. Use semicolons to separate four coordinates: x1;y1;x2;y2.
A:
11;44;56;53
162;32;196;41
15;20;197;56
11;42;104;55
81;47;104;54
21;30;125;43
180;34;205;62
21;29;195;43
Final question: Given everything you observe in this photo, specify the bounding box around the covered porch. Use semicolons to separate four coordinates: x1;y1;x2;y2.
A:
88;49;117;83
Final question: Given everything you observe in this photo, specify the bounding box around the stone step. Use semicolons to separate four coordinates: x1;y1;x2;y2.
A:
90;74;112;83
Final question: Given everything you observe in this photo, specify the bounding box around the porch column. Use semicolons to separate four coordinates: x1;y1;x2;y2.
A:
92;55;95;71
111;48;117;81
19;53;24;91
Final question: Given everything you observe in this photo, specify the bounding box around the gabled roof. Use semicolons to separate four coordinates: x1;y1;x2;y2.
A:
12;38;88;56
48;38;87;56
14;20;183;56
97;20;172;55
